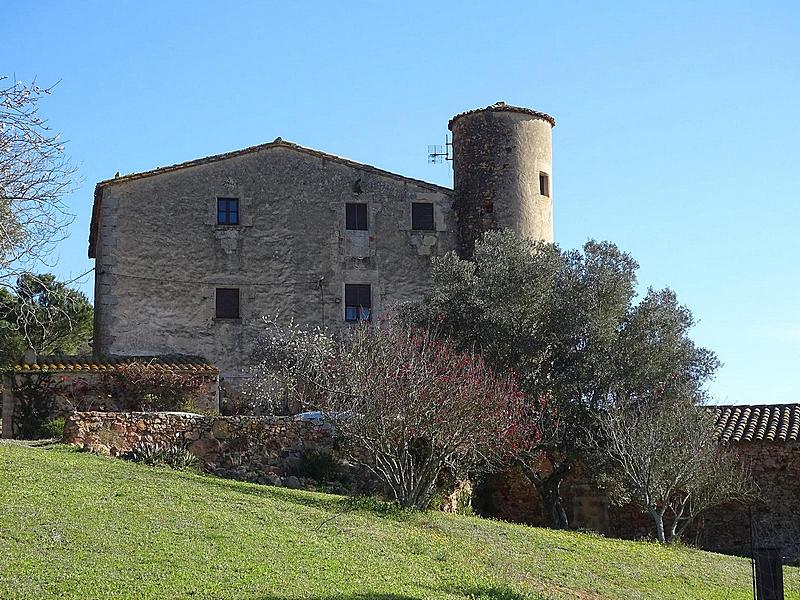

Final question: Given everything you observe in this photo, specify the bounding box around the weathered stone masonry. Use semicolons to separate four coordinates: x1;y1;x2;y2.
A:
63;411;339;487
479;404;800;564
89;104;556;388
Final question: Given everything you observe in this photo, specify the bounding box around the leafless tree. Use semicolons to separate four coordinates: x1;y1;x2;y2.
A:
248;316;538;509
0;76;76;290
594;398;758;543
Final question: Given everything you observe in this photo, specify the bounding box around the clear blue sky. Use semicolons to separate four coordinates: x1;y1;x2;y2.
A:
5;0;799;404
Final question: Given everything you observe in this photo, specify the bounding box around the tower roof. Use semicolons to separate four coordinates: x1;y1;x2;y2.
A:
448;102;556;130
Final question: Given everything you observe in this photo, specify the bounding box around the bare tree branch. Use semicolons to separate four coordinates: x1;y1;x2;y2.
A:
0;76;77;290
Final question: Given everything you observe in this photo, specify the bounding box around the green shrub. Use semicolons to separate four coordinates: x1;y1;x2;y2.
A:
295;449;339;481
42;417;65;440
127;442;200;471
11;374;56;439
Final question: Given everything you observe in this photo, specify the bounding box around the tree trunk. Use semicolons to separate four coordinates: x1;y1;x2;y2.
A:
538;476;570;530
518;458;571;530
649;508;666;543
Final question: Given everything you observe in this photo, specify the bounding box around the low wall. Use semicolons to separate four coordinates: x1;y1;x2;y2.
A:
3;368;220;440
63;411;355;489
694;443;800;562
479;443;800;564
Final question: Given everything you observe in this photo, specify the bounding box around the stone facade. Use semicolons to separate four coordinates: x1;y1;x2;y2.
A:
63;411;371;492
479;440;800;564
694;442;800;563
89;104;556;388
450;103;555;257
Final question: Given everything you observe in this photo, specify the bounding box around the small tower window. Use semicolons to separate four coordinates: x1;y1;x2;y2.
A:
344;284;371;322
411;202;435;230
217;197;239;225
215;288;240;319
345;203;368;230
539;173;550;197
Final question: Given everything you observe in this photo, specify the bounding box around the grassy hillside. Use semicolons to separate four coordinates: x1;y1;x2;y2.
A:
1;443;797;600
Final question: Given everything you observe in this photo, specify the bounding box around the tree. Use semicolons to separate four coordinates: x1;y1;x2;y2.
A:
593;398;757;543
247;316;537;509
0;77;75;288
407;230;719;529
0;272;93;356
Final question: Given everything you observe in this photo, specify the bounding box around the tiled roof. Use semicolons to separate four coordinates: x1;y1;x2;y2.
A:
448;102;557;130
13;355;219;374
88;138;452;258
712;404;800;444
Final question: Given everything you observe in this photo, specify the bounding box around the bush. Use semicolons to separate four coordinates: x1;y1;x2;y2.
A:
100;363;213;412
250;316;535;509
42;417;65;440
127;442;200;471
12;373;56;439
295;449;339;482
48;363;215;414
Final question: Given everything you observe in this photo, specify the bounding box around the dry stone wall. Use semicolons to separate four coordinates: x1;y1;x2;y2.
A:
63;411;371;492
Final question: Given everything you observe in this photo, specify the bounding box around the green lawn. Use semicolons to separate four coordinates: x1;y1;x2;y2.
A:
1;443;797;600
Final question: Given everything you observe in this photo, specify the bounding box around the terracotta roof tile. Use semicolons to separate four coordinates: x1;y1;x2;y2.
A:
12;355;218;374
711;404;800;444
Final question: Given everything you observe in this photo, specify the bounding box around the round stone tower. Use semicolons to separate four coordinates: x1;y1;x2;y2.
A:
449;102;555;258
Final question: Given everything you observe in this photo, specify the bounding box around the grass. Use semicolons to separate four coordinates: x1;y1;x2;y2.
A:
0;443;798;600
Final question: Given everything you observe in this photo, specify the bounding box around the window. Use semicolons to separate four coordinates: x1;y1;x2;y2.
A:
539;172;550;197
344;284;371;322
411;202;434;230
215;288;240;319
217;197;239;225
345;203;368;230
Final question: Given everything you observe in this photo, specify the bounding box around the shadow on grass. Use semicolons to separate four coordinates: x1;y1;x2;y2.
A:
190;473;415;523
185;471;340;512
250;582;546;600
1;438;63;448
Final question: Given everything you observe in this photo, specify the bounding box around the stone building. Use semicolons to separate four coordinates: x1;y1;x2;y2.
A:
479;403;800;563
697;404;800;562
88;103;556;387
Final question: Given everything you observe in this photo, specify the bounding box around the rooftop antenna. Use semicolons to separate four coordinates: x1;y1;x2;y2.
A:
427;135;452;164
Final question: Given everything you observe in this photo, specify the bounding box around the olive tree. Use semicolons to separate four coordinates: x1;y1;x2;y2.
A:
408;231;719;529
594;398;757;543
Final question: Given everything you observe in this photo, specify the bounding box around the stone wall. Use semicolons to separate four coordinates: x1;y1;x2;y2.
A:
475;463;609;533
478;442;800;564
91;143;456;388
63;411;370;492
694;443;800;563
2;367;219;440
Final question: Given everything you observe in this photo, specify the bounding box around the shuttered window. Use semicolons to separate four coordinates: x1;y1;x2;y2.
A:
215;288;240;319
346;203;368;230
411;202;434;230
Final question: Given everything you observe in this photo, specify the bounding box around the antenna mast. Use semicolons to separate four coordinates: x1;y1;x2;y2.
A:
427;135;453;164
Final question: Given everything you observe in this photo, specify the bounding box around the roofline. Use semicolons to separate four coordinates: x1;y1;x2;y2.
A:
705;403;800;409
89;139;452;258
9;354;219;374
448;102;556;130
